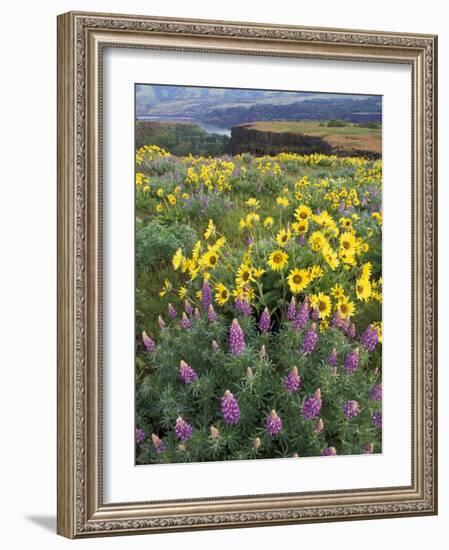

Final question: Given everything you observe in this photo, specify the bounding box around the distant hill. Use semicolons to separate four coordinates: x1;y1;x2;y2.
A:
136;85;382;129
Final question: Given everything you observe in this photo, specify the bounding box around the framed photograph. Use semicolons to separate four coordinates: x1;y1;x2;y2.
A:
57;11;438;538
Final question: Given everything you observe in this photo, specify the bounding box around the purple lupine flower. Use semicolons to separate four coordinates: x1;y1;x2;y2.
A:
135;428;146;446
151;433;165;454
301;389;322;420
175;417;193;442
265;410;282;437
181;312;191;330
372;411;382;429
158;315;166;330
283;366;301;393
343;399;360;419
194;307;201;320
208;304;217;322
343;348;360;374
297;234;306;246
314;418;324;433
258;307;271;333
184;300;193;315
201;279;212;311
327;348;338;367
293;298;310;330
235;295;252;316
203;195;209;209
345;322;356;339
229;319;245;355
246;236;254;246
370;383;382;401
321;446;337;456
212;340;219;352
361;325;379;352
287;296;297;321
363;443;374;454
301;323;318;354
168;303;177;319
179;360;198;384
311;307;320;321
142;331;155;352
331;311;345;329
221;390;241;425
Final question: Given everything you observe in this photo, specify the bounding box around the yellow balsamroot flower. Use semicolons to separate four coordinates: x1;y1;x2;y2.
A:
212;236;226;250
361;262;373;280
204;219;216;240
135;172;149;187
295;191;303;201
356;276;372;302
331;283;345;300
276;227;292;247
372;211;382;225
245;197;260;209
172;248;183;270
159;279;172;297
192;241;202;262
322;244;340;270
236;263;255;287
287;268;310;294
156;203;163;212
267;250;289;271
320;320;329;332
199;249;219;270
309;231;327;252
253;267;265;278
167;194;177;205
215;283;230;306
174;186;181;194
292;219;308;235
312;292;332;319
182;193;189;200
143;185;150;193
339;232;356;253
336;296;356;319
178;286;187;300
156;188;164;197
361;242;369;253
294;204;312;221
263;216;274;228
276;196;290;208
239;218;247;229
339;217;353;230
339;248;356;266
308;265;324;281
373;321;383;343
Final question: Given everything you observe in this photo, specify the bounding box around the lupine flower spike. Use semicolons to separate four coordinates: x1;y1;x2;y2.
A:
221;390;241;425
142;331;155;352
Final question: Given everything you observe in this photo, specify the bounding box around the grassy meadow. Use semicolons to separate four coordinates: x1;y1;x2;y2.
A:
135;143;383;464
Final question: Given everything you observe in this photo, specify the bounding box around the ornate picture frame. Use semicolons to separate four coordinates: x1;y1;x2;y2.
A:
57;11;438;538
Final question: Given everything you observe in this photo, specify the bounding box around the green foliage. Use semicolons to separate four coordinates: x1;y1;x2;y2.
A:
136;121;229;156
327;119;348;127
136;220;198;269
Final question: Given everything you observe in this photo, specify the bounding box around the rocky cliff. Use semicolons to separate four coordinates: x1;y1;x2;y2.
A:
225;124;381;159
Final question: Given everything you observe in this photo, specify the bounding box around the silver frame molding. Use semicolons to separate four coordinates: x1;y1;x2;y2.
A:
57;11;438;538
